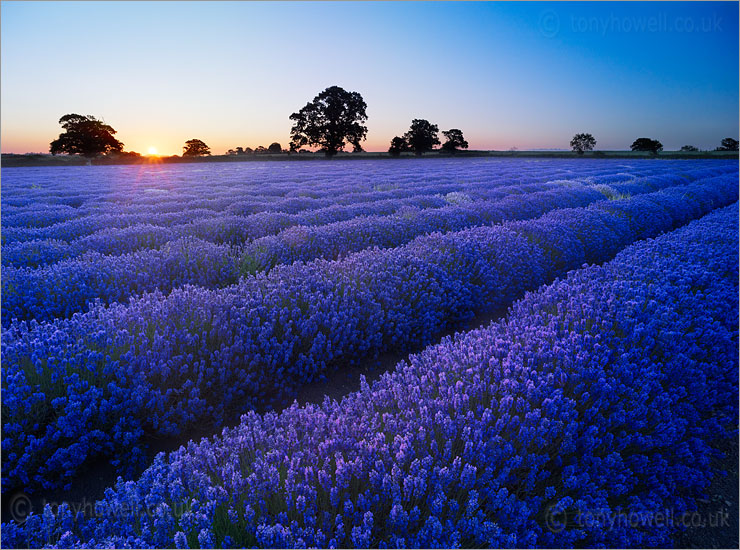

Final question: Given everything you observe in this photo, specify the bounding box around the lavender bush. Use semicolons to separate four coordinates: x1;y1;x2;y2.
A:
3;203;736;548
4;168;735;325
3;184;604;325
2;170;736;493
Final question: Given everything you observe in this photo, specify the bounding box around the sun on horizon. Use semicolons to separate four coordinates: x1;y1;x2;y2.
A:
147;146;158;156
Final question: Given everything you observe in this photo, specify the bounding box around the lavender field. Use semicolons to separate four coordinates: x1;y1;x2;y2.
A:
1;158;738;548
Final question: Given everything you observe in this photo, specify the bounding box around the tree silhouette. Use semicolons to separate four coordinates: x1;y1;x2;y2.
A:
441;129;469;154
268;142;282;153
570;133;596;155
630;138;663;155
718;138;739;151
182;139;211;156
388;136;409;157
289;86;368;157
680;145;699;152
403;119;440;156
49;114;124;158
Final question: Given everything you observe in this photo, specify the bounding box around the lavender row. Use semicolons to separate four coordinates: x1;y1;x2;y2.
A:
4;159;732;242
3;178;736;495
1;238;238;324
5;203;737;549
2;188;416;243
238;171;710;272
1;180;564;267
5;161;733;269
0;157;593;231
177;181;561;246
1;192;447;268
1;183;602;325
1;157;681;210
0;183;561;324
1;184;451;237
2;170;714;326
5;169;730;325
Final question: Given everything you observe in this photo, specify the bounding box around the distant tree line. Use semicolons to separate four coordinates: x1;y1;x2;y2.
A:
569;134;664;155
225;143;286;156
48;93;739;160
566;133;738;155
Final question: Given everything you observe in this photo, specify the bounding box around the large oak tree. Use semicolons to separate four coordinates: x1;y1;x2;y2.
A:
570;133;596;155
403;119;440;155
441;129;469;154
289;86;368;157
49;114;124;158
630;138;663;155
182;139;211;156
718;137;738;151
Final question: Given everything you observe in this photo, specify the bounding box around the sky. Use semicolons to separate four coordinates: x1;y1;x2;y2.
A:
1;1;738;155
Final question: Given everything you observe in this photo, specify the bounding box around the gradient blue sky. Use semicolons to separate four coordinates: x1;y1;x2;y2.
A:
1;1;737;154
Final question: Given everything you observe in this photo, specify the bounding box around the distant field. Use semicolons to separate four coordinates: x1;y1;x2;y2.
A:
1;158;738;549
2;148;737;167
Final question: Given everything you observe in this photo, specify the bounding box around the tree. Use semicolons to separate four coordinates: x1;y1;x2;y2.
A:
680;145;699;152
182;139;211;156
718;138;739;151
403;119;440;155
268;142;282;153
570;133;596;155
254;145;268;154
289;86;368;157
388;136;409;157
630;138;663;155
441;129;469;154
49;114;124;158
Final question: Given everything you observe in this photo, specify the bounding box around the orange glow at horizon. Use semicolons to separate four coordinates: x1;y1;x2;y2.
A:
2;124;560;156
